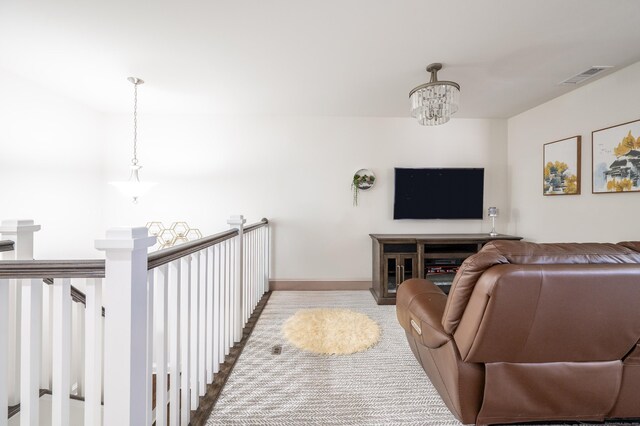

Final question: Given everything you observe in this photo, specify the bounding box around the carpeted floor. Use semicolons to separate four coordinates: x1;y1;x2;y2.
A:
206;290;638;426
206;290;462;425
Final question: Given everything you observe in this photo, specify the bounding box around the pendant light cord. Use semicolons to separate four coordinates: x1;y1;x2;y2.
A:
132;82;138;166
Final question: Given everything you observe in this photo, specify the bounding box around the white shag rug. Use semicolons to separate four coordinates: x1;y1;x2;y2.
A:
282;308;381;355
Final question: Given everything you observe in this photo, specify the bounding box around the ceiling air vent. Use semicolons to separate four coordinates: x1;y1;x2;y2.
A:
560;66;613;85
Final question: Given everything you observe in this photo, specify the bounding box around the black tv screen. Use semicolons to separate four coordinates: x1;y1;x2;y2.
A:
393;168;484;219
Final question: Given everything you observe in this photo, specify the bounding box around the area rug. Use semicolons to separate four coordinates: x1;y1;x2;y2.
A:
282;308;380;355
206;291;463;426
206;291;630;426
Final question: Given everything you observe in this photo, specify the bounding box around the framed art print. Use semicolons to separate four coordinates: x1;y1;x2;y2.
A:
543;136;581;195
592;118;640;193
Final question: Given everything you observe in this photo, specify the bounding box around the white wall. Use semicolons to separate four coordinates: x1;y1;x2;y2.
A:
0;68;107;258
507;61;640;243
0;68;507;280
103;115;507;280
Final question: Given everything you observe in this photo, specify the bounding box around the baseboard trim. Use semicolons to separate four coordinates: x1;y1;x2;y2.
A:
269;280;371;291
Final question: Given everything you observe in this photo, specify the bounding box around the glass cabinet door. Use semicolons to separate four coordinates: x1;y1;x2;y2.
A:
385;257;398;295
401;256;415;282
384;255;417;296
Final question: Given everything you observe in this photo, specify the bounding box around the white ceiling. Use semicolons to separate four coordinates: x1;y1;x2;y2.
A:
1;0;639;118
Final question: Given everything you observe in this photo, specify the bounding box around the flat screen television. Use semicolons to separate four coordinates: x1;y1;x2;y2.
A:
393;168;484;219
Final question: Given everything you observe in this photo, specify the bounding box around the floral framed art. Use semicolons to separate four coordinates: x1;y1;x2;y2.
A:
592;118;640;193
543;136;581;196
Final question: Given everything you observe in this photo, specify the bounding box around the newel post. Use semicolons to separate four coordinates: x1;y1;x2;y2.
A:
0;219;41;408
96;227;156;426
227;215;245;342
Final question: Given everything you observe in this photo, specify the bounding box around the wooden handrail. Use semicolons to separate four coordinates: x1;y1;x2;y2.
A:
0;218;269;277
0;259;105;279
0;240;14;252
243;218;269;234
147;228;239;270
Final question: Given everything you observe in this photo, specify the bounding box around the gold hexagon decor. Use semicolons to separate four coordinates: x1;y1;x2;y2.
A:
145;221;203;250
171;222;190;237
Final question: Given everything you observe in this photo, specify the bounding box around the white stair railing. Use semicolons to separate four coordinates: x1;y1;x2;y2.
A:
0;219;105;426
0;215;270;426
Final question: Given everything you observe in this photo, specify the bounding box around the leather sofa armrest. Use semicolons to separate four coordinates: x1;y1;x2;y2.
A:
397;278;451;349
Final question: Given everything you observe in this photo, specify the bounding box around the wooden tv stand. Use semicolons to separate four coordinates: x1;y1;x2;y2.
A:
369;233;523;305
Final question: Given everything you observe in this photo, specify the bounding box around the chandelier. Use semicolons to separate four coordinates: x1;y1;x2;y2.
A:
110;77;156;203
409;63;460;126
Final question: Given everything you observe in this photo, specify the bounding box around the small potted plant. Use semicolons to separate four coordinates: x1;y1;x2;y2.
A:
352;169;376;206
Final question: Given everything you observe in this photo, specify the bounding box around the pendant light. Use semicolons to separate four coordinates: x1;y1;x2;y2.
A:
110;77;156;203
409;63;460;126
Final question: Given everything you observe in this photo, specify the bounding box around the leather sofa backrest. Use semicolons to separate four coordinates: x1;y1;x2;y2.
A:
442;241;640;335
454;263;640;363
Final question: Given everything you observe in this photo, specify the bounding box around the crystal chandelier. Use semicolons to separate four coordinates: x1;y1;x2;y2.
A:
409;63;460;126
110;77;156;203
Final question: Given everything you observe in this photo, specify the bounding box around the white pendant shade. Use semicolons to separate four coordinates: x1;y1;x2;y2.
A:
110;166;156;203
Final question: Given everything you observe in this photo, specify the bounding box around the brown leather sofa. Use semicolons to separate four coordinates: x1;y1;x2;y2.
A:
396;240;640;425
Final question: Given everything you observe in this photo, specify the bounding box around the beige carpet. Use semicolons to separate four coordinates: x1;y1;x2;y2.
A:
207;290;463;425
206;291;637;426
282;308;380;355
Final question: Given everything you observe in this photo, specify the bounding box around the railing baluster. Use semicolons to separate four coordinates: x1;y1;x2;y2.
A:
264;226;269;293
266;224;271;292
251;229;260;311
221;241;227;356
0;279;7;425
233;235;241;340
73;300;86;397
189;253;199;409
228;238;234;347
7;279;20;406
179;256;191;425
255;232;259;307
154;265;169;426
85;278;103;426
255;230;258;298
229;238;239;342
260;228;264;297
168;260;181;426
52;278;71;426
21;278;42;426
249;233;252;320
253;229;261;309
251;232;256;311
213;244;221;374
224;241;231;355
41;282;52;391
206;247;214;382
246;234;250;317
198;250;207;396
145;271;154;426
252;232;256;310
242;235;248;325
